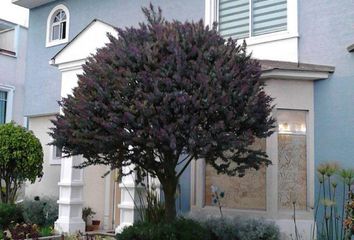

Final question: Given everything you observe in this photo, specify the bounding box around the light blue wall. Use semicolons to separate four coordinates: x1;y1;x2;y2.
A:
299;0;354;233
25;0;204;116
0;25;27;125
299;1;354;171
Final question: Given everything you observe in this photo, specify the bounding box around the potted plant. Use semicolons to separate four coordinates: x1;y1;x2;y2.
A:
91;219;101;231
82;207;96;232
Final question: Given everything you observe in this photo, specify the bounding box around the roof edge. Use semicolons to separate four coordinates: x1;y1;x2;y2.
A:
51;19;116;65
259;60;335;73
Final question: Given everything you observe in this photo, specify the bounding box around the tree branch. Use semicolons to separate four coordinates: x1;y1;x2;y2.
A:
177;154;191;165
176;155;194;179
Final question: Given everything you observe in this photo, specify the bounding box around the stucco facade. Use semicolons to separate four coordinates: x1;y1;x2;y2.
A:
299;1;354;169
0;22;27;125
11;0;354;238
26;115;61;198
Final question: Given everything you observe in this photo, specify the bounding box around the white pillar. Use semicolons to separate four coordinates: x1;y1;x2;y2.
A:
115;166;142;233
55;155;85;233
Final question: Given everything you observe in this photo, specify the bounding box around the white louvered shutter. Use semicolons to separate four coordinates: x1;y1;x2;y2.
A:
219;0;250;38
252;0;287;36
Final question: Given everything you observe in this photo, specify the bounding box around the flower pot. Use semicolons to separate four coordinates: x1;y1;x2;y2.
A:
92;220;100;226
91;220;100;231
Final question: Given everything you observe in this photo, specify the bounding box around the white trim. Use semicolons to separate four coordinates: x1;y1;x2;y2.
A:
58;182;84;187
245;32;299;46
204;0;217;29
261;69;331;81
12;0;55;10
0;84;15;123
46;4;70;48
56;59;86;71
13;25;20;57
25;112;58;118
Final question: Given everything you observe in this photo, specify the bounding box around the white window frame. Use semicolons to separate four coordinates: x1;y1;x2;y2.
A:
0;84;14;123
46;4;70;48
205;0;298;46
49;142;62;165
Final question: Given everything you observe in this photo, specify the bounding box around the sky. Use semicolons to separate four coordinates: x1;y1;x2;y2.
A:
0;0;29;27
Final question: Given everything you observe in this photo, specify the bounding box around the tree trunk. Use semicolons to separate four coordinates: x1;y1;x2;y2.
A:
5;178;11;203
161;179;177;222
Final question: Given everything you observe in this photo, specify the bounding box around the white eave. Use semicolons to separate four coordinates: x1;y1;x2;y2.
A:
12;0;55;9
50;19;117;69
260;60;335;81
261;69;332;81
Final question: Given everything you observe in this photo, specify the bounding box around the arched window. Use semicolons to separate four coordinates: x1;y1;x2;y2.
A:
51;10;67;41
46;5;69;47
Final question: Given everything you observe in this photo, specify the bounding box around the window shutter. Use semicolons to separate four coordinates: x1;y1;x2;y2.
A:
219;0;250;38
0;91;7;124
252;0;287;36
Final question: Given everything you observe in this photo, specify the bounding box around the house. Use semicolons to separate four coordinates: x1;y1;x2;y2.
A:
0;0;28;127
11;0;354;238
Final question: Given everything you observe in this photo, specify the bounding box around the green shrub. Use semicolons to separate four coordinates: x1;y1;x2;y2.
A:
203;217;280;240
0;122;43;204
39;226;54;237
117;218;211;240
0;203;24;230
21;197;58;227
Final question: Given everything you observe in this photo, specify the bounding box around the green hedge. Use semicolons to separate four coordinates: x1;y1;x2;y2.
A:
203;217;280;240
117;217;280;240
0;204;24;230
117;218;211;240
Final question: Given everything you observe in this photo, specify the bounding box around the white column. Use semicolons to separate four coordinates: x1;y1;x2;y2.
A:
195;159;206;208
55;155;85;233
103;167;111;230
54;63;85;234
115;166;143;233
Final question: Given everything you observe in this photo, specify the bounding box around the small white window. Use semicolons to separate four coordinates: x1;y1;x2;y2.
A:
46;4;69;47
50;144;62;165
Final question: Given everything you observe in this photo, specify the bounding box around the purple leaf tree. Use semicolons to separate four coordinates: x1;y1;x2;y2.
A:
50;5;275;222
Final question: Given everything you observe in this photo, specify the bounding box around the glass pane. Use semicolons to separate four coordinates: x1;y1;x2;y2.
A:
252;0;287;36
219;0;250;38
52;25;60;40
54;12;61;23
54;10;66;23
0;91;7;124
205;138;267;210
55;146;62;158
60;22;66;39
0;91;6;101
61;11;67;20
277;110;307;210
278;110;306;134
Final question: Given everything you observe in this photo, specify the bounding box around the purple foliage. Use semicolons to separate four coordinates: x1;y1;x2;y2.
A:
50;4;275;221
